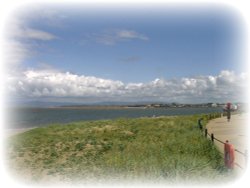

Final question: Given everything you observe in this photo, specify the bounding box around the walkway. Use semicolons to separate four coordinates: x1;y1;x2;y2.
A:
206;113;248;171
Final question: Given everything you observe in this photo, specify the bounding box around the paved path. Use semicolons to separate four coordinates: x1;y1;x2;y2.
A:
206;113;248;172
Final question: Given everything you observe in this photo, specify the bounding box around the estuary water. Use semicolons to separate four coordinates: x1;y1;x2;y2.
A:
5;107;223;129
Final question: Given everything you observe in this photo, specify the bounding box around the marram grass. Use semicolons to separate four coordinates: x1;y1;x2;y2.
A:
6;114;234;184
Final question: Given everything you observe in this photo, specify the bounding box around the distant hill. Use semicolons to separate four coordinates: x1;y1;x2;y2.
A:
6;100;165;108
6;99;247;109
5;100;78;108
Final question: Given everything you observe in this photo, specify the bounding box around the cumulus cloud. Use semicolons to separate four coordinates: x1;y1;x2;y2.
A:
89;29;148;45
6;69;248;103
7;70;125;98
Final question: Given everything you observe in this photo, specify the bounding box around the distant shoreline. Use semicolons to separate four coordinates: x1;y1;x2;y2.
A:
47;105;222;110
8;102;248;111
47;105;144;110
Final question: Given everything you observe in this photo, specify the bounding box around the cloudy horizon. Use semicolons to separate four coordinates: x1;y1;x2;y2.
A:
6;68;248;104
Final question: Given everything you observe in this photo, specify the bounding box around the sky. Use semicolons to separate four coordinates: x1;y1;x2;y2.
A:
4;4;248;104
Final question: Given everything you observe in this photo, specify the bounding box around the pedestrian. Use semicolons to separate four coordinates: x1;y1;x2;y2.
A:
226;103;231;122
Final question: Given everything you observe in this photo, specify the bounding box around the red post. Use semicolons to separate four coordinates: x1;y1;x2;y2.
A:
224;140;235;169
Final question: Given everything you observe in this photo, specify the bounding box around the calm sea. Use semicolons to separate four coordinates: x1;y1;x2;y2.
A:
5;107;223;129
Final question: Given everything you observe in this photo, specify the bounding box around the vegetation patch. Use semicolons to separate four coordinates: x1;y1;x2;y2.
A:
5;113;234;184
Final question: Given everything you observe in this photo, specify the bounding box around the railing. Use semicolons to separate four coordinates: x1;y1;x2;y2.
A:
199;113;248;170
205;129;247;169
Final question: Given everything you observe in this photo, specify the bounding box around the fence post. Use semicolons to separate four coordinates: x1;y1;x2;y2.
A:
198;118;203;130
211;133;214;143
205;129;208;138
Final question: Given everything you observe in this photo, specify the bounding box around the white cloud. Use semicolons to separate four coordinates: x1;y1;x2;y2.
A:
3;17;57;70
3;40;32;68
90;29;148;45
20;28;56;41
7;17;57;41
6;69;248;103
116;30;148;41
7;70;125;98
16;6;68;28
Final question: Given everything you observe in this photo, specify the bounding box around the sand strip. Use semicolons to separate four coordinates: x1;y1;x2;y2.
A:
3;127;37;138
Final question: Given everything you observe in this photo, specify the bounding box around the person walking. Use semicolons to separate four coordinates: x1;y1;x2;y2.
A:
226;102;231;122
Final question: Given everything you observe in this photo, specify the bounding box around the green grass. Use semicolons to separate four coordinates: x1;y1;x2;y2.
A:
6;113;233;184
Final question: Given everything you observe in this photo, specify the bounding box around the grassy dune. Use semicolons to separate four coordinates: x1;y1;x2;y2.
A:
6;114;233;184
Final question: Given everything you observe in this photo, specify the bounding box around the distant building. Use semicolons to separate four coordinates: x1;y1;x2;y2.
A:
211;103;218;107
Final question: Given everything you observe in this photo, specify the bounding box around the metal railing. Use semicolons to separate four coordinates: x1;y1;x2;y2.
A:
205;129;248;169
199;113;248;170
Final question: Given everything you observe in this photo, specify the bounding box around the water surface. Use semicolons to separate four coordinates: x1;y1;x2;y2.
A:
5;107;223;129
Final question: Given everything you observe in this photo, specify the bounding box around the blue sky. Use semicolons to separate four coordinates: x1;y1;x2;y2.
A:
20;5;243;82
5;4;248;103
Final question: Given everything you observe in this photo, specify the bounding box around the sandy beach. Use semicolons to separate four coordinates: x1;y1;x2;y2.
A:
3;127;36;138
